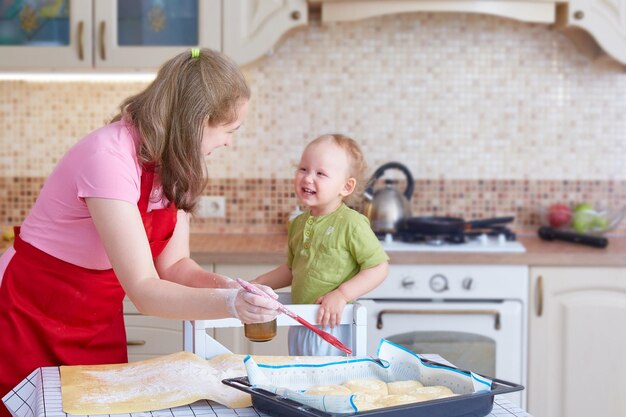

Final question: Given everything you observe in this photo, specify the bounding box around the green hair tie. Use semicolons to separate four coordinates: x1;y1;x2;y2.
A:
190;48;200;59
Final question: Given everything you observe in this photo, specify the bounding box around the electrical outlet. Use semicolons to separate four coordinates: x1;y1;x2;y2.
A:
197;196;226;218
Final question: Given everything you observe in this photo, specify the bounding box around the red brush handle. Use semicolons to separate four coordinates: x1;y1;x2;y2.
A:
235;278;352;355
293;315;352;355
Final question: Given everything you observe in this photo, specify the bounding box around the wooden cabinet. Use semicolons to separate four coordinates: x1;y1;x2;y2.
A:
0;0;306;70
123;297;183;362
528;267;626;417
556;0;626;67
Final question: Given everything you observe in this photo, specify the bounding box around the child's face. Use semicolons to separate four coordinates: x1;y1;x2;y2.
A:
295;139;356;216
201;100;249;156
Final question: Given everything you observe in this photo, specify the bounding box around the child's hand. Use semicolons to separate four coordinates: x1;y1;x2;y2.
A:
315;290;348;328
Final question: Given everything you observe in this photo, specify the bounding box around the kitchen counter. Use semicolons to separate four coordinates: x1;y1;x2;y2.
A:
190;233;626;267
1;233;624;267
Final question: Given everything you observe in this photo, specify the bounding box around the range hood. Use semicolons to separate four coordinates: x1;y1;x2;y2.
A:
310;0;558;23
308;0;626;68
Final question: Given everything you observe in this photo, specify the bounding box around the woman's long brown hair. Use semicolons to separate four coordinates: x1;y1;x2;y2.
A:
111;48;250;212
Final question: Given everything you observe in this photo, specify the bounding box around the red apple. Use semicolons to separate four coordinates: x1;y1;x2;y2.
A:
548;203;572;228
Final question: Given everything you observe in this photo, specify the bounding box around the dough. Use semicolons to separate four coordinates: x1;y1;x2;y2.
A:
414;385;454;397
352;393;383;411
376;394;421;407
343;378;388;395
305;385;352;396
387;379;423;394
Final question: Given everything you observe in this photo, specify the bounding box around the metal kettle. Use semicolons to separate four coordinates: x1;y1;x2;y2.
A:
363;162;414;233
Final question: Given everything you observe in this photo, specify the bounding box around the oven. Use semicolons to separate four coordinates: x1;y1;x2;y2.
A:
358;237;528;408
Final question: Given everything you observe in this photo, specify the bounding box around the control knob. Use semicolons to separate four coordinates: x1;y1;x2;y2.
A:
401;277;415;290
462;277;474;290
429;274;448;293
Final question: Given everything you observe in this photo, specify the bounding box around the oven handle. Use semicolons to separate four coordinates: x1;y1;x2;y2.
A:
376;309;501;330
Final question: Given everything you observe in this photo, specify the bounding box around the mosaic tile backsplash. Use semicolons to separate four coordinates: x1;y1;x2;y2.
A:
1;13;626;234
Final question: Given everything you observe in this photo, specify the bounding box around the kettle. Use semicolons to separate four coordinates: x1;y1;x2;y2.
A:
363;162;415;233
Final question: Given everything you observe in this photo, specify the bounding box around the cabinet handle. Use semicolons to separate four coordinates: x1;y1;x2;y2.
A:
535;275;544;317
376;309;501;330
127;339;146;346
77;21;84;61
291;10;301;20
573;10;584;20
99;21;106;61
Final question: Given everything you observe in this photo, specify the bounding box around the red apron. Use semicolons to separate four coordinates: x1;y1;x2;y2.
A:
0;164;177;415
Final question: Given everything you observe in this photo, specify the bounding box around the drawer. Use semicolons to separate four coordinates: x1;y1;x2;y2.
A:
124;315;183;362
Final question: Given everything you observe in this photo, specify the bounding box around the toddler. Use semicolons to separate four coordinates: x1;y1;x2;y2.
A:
253;134;389;355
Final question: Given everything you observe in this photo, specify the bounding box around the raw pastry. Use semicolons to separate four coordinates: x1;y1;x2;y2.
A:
376;394;421;407
352;393;383;411
305;385;352;396
387;379;423;395
343;378;389;395
414;385;454;397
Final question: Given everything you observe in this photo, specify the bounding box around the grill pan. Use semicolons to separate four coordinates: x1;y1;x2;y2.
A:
222;358;523;417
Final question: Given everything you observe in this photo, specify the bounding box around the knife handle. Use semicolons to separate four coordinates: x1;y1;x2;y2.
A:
538;226;608;248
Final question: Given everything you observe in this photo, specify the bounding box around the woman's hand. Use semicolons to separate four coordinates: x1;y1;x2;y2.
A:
315;289;348;328
228;284;280;324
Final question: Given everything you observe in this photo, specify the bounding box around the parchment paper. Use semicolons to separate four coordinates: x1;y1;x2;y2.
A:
60;351;346;415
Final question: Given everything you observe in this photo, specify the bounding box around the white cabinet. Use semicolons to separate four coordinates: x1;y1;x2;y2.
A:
556;0;626;66
223;0;308;66
528;267;626;417
123;297;183;362
0;0;306;71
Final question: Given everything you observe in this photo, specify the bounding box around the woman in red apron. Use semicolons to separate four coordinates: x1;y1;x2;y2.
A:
0;49;279;417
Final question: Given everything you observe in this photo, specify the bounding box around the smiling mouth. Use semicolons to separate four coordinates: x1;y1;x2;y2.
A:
302;187;316;195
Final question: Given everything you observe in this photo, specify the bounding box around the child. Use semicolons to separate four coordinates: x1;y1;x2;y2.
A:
252;134;389;355
0;48;279;414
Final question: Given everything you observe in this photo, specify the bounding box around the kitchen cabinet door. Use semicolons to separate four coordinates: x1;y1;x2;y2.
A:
0;0;92;69
94;0;220;69
212;263;290;356
528;267;626;417
0;0;220;71
123;296;183;362
223;0;308;66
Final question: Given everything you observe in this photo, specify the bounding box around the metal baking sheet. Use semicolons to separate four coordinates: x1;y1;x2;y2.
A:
222;358;523;417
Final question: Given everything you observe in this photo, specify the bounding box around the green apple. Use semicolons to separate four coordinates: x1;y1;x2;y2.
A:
574;202;594;213
572;210;596;233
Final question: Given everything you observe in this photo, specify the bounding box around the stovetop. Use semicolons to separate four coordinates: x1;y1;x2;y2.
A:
379;233;526;253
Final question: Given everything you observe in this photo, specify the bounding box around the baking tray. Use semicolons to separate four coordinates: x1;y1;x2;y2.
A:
222;359;523;417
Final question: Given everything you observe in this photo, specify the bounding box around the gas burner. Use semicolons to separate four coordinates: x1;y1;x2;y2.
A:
375;218;525;253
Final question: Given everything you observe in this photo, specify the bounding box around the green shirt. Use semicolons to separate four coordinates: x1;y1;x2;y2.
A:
287;203;389;304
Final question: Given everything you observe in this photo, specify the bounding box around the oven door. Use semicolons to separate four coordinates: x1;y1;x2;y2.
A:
358;299;525;407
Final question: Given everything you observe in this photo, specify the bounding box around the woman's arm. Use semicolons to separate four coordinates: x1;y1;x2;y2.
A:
86;197;278;322
154;211;239;288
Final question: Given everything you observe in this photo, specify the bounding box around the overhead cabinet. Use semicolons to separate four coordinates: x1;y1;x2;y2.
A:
0;0;307;70
555;0;626;67
311;0;626;67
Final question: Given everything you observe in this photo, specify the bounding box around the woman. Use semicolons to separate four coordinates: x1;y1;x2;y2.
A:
0;48;279;415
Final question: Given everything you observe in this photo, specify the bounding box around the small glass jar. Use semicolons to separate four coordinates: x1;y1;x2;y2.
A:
244;319;277;342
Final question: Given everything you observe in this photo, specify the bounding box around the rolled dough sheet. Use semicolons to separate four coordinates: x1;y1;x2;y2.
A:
60;351;340;415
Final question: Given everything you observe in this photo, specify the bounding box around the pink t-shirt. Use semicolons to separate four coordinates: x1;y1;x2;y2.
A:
1;120;168;277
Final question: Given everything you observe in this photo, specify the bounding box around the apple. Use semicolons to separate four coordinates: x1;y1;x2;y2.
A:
548;203;572;228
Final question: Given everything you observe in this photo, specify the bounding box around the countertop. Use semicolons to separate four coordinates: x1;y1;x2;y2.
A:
189;233;626;267
2;233;624;267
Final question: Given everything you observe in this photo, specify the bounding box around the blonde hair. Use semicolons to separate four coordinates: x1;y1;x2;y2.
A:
307;134;368;202
111;48;250;212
